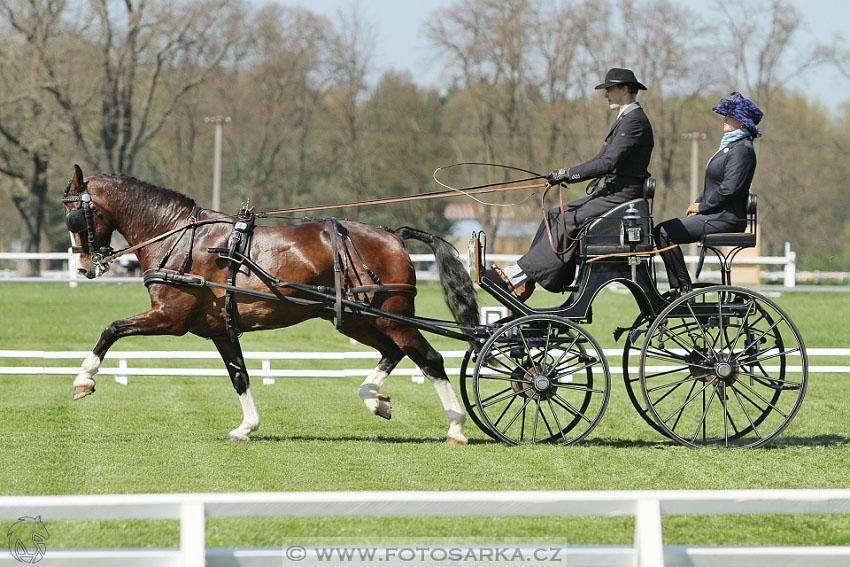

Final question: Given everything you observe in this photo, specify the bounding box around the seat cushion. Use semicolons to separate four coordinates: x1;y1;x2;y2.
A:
703;232;756;248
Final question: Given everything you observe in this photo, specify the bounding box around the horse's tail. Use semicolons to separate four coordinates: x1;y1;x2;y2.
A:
395;227;479;331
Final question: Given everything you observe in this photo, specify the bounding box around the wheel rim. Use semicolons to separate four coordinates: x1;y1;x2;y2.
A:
639;286;807;448
473;315;610;446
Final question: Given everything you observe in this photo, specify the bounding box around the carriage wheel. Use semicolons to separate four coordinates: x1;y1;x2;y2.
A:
472;314;610;446
459;348;503;442
639;286;807;448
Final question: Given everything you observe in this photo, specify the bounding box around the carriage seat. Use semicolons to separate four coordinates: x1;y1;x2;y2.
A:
580;178;656;258
695;193;757;283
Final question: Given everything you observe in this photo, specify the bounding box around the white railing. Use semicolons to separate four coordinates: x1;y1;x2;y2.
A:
2;349;848;385
1;490;849;566
0;243;805;287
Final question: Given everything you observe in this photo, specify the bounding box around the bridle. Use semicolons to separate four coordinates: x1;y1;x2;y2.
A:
62;184;117;270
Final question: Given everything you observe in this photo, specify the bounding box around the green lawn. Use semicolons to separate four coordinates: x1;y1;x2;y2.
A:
0;282;848;548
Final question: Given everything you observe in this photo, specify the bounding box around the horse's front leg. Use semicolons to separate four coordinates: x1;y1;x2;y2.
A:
74;307;186;399
212;337;259;441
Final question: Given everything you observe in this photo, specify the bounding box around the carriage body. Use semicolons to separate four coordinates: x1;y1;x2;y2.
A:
463;185;808;449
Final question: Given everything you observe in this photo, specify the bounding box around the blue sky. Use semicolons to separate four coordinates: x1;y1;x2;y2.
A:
274;0;849;105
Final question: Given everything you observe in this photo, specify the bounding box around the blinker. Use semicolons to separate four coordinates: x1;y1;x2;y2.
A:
66;208;88;233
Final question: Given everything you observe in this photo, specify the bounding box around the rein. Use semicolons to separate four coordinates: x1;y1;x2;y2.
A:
254;178;545;217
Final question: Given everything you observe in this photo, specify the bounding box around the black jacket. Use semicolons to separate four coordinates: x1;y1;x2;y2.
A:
567;103;654;186
697;137;756;221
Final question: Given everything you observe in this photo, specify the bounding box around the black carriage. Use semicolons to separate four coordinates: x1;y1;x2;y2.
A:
460;180;807;448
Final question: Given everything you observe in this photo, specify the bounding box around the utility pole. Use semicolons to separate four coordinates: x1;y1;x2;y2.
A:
681;132;706;257
205;116;231;211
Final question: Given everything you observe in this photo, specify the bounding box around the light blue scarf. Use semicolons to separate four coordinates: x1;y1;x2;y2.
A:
707;128;750;167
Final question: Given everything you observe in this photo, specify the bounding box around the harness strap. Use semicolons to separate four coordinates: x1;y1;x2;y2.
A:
328;219;344;328
157;206;204;272
224;205;256;341
348;284;417;296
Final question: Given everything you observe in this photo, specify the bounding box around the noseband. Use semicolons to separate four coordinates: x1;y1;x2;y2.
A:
62;188;116;265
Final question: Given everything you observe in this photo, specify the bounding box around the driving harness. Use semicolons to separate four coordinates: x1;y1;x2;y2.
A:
143;206;416;341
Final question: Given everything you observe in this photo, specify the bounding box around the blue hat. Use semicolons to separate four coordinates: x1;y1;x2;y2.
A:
713;92;763;137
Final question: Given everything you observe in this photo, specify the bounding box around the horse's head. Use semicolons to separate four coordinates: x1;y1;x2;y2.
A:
62;164;118;279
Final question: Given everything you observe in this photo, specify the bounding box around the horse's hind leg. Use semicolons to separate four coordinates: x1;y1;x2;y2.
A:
396;328;467;445
340;324;403;420
212;337;260;441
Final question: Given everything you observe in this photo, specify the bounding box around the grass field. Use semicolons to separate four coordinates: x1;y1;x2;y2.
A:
1;282;849;549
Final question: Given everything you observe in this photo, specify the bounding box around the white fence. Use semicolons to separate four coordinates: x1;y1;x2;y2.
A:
1;490;849;566
0;244;806;287
2;349;849;383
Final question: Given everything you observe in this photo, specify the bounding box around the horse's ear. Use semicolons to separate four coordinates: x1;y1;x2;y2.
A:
72;164;86;190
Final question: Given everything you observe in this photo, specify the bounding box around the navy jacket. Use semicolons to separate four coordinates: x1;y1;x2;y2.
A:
567;103;654;186
697;137;756;222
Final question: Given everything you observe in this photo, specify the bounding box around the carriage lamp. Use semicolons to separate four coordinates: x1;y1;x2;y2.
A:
623;203;643;249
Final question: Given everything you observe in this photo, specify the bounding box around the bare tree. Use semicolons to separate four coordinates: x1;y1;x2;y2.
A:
322;2;376;199
0;0;64;274
24;0;245;174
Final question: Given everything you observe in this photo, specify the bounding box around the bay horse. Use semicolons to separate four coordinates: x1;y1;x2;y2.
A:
62;165;479;444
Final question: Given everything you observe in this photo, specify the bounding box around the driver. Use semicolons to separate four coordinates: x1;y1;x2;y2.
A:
487;67;654;300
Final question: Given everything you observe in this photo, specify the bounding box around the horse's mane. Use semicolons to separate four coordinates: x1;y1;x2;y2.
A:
92;173;197;210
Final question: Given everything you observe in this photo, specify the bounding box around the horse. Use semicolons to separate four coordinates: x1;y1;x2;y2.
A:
61;165;479;444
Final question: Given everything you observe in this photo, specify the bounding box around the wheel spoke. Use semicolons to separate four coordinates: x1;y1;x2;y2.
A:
735;346;801;366
479;386;514;406
516;327;540;375
483;386;532;408
647;370;713;393
546;397;569;444
492;393;518;429
737;368;802;389
733;379;790;418
500;395;535;435
725;299;757;354
668;380;698;433
690;382;719;443
552;381;605;394
551;392;593;424
662;379;712;425
731;385;762;440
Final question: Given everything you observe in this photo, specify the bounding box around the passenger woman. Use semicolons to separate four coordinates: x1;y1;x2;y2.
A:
653;92;763;296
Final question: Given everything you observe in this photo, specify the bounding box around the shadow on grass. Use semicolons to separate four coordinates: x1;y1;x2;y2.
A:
762;434;850;448
249;434;496;445
248;433;850;449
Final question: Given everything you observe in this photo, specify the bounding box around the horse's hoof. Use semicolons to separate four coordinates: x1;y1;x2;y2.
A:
73;385;95;400
376;394;392;420
445;434;468;445
227;431;251;442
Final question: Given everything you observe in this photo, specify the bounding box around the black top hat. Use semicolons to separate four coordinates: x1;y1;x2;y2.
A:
594;68;647;90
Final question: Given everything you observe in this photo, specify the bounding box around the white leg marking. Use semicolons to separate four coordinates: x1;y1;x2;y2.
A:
428;375;467;445
73;352;100;398
358;363;396;419
227;387;260;442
